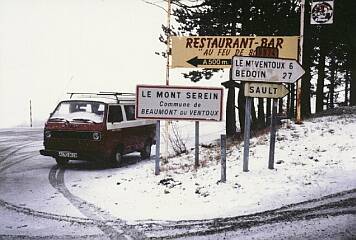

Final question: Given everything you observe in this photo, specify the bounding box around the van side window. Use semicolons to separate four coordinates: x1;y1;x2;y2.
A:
124;105;136;121
108;105;123;123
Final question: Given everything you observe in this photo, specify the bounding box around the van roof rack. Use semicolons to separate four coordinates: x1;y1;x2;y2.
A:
67;92;135;103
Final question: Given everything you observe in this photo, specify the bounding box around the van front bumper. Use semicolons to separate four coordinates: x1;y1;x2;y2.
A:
39;149;106;161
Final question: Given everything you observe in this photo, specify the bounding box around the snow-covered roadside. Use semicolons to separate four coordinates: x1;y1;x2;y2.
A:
67;110;356;221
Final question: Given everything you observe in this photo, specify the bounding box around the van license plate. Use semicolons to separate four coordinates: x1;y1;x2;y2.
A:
58;151;78;158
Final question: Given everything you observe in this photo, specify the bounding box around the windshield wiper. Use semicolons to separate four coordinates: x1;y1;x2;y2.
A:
71;118;97;123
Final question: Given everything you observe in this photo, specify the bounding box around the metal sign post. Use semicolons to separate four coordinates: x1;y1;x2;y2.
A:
243;97;252;172
155;120;160;175
195;121;199;167
268;99;278;169
221;134;226;182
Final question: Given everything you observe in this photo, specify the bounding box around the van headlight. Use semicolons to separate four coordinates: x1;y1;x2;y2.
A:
92;132;101;141
45;130;51;138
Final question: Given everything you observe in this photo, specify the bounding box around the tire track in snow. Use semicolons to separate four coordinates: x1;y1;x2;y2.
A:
141;189;356;239
0;153;37;174
0;142;36;164
48;166;146;240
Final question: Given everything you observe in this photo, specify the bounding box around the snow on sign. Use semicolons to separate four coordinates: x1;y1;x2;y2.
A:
136;85;223;121
231;56;305;83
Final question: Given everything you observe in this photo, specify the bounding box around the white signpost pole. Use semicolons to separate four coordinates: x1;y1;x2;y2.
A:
164;0;172;163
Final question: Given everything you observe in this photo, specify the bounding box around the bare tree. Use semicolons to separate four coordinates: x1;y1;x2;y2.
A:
168;122;187;156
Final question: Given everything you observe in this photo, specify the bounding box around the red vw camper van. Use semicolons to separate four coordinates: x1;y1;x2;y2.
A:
40;92;156;167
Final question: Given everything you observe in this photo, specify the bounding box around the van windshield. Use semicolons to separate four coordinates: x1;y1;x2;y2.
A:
49;101;105;123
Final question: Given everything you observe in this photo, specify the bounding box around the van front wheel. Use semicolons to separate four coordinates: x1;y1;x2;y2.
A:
111;147;123;167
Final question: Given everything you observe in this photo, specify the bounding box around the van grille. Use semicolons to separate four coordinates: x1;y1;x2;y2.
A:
50;131;93;140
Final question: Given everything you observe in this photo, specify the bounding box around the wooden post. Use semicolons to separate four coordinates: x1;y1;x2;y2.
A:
163;0;172;162
296;0;305;124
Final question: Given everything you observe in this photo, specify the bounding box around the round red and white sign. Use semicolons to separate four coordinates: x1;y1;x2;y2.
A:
311;1;334;24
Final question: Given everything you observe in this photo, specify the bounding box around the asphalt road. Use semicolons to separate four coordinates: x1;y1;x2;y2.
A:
0;128;355;240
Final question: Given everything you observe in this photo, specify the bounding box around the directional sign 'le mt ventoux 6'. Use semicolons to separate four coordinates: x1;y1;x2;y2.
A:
232;56;305;83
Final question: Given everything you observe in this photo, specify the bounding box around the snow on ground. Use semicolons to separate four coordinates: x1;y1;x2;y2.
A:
68;109;356;221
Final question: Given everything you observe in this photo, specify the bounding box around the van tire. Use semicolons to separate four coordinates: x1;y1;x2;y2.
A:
56;158;69;167
140;142;152;159
111;146;123;167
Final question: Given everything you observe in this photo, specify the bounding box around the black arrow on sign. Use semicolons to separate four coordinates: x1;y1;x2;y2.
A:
187;56;231;67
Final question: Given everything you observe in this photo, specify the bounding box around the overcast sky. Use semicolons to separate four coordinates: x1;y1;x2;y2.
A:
0;0;171;127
